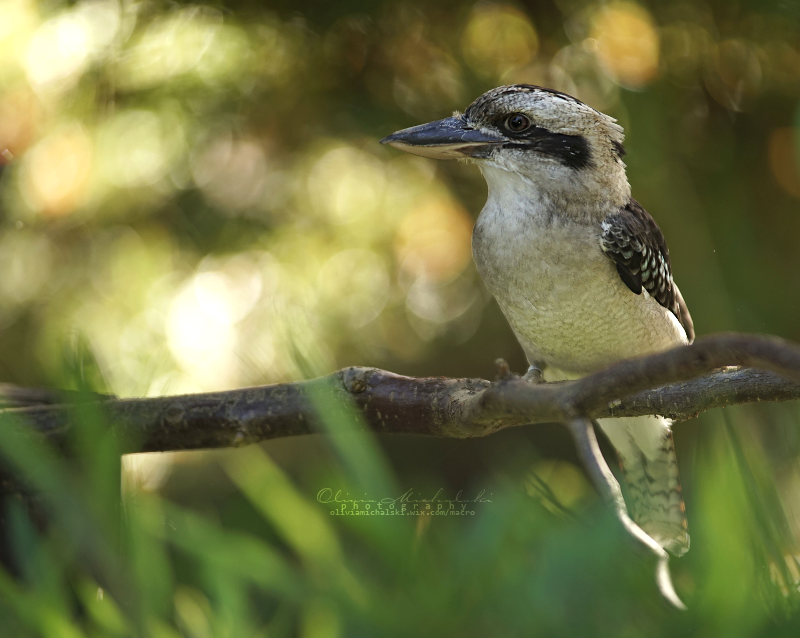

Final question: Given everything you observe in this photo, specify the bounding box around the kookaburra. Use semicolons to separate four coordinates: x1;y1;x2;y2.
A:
382;85;692;556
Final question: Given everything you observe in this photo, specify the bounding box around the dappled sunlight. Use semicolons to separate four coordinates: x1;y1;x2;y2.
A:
166;275;240;391
549;43;620;111
123;452;174;494
380;155;438;222
14;0;119;96
0;89;41;159
196;254;263;325
20;124;93;216
405;273;478;324
461;4;539;79
118;7;225;90
24;7;92;93
306;144;387;225
195;24;253;86
0;0;37;62
0;0;793;404
317;249;390;329
192;136;270;214
97;109;185;190
395;197;473;282
92;227;177;302
163;254;266;391
590;2;660;89
2;1;515;396
0;230;52;321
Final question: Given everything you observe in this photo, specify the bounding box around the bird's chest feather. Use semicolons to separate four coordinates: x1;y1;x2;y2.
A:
472;200;682;372
472;204;608;312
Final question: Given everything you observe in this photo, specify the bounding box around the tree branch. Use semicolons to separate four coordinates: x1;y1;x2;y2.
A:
1;334;798;453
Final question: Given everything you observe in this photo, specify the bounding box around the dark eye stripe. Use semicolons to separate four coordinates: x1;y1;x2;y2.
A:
502;132;592;170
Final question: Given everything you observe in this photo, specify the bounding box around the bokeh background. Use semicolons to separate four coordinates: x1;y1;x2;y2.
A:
1;0;800;635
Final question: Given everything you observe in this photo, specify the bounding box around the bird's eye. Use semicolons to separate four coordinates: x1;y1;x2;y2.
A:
506;113;531;133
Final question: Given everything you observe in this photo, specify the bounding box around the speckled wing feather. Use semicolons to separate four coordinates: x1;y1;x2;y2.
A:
600;199;694;343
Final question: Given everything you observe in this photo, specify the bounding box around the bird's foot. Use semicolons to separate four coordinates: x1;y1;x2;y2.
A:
523;365;544;384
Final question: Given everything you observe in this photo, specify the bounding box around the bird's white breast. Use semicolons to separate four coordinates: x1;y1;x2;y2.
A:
471;174;686;374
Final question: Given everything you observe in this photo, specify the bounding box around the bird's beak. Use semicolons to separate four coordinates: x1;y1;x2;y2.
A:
380;117;503;160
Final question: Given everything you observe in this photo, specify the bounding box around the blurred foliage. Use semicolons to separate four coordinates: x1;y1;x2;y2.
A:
4;389;800;636
1;0;800;634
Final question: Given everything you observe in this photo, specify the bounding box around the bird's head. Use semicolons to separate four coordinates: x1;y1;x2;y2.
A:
381;85;630;216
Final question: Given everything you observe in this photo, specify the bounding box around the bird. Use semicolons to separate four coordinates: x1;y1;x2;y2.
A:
381;84;692;556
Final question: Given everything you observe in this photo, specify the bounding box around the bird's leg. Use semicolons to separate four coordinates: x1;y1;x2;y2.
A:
523;363;545;384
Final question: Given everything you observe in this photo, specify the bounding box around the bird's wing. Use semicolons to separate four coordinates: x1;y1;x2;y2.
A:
600;199;694;343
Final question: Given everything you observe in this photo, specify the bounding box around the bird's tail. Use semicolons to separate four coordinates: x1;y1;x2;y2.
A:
596;415;690;556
